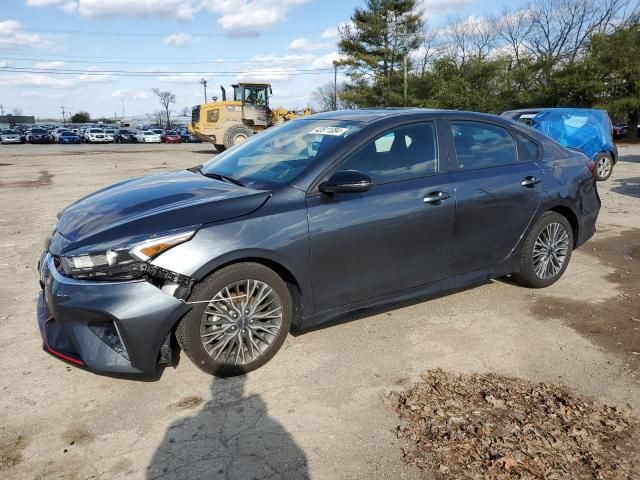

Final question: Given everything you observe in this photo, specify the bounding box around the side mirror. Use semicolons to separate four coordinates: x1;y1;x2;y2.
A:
319;170;372;194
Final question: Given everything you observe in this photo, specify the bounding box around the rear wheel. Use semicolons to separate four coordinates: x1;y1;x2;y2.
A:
223;125;253;149
595;152;613;181
176;262;292;376
512;211;573;288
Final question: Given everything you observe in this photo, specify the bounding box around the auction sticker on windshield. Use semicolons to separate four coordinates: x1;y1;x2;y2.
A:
308;126;350;136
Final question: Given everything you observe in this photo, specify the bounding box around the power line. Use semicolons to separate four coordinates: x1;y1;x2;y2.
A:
0;66;334;77
23;27;329;38
0;55;329;66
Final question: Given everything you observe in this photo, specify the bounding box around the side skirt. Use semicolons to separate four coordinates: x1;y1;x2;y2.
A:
299;262;516;331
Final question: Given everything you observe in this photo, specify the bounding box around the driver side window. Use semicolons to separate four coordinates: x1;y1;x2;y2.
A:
338;122;438;184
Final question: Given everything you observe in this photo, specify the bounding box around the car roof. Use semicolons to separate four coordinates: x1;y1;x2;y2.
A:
307;108;504;123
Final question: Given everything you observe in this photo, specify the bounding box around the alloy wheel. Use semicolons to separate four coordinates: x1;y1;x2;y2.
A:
199;279;283;365
597;156;612;179
532;222;570;279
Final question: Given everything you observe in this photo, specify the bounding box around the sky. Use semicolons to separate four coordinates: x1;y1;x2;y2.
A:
0;0;514;120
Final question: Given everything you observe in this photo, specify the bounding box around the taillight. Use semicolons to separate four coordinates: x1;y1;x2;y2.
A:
586;160;596;178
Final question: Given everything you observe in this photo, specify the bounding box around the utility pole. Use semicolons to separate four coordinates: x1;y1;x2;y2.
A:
200;78;208;103
403;54;408;107
332;61;338;110
0;104;4;117
403;24;408;107
121;97;125;118
60;105;66;124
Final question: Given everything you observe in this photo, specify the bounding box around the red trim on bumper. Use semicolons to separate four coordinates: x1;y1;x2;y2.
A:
44;317;85;366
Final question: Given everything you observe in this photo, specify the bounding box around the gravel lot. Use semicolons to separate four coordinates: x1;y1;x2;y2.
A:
0;142;638;479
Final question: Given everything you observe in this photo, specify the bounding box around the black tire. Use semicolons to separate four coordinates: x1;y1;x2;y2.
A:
176;262;292;377
214;144;227;152
512;211;574;288
594;152;613;181
223;125;253;149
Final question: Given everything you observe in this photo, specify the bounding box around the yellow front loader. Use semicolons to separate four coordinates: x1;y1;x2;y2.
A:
189;83;312;151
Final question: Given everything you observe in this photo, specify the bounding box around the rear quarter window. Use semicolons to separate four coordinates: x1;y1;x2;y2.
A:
515;132;540;161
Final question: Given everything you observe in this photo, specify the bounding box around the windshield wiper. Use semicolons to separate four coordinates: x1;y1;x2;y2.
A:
190;166;244;187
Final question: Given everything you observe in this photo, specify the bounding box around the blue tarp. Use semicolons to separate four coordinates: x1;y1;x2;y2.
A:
526;109;610;160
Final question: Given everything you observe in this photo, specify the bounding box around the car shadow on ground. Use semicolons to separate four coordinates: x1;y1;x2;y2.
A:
146;375;309;480
619;154;640;163
610;176;640;198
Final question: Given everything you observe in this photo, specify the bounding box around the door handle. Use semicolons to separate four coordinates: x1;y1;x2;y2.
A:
521;176;541;187
423;191;450;204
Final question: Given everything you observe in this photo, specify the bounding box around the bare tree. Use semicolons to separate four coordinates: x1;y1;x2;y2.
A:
179;107;191;117
524;0;627;66
153;111;165;128
152;88;176;129
11;107;23;116
495;8;533;65
417;30;442;76
445;14;499;65
311;82;355;112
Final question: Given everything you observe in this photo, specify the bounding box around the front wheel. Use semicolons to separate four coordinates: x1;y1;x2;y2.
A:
512;211;573;288
223;125;253;149
594;152;613;181
176;262;292;376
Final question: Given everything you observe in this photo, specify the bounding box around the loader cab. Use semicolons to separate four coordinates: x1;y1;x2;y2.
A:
232;83;272;127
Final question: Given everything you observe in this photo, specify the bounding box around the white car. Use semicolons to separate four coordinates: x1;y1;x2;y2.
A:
84;128;106;143
135;130;161;143
0;129;22;144
104;129;117;142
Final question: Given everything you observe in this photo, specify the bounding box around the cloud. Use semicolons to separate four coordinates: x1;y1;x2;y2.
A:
287;38;331;52
310;51;343;70
320;21;353;40
36;0;196;20
236;67;298;83
0;20;54;49
33;60;66;69
201;0;307;36
111;89;150;99
26;0;64;5
0;73;75;88
418;0;474;19
159;73;204;83
165;32;196;47
78;66;118;83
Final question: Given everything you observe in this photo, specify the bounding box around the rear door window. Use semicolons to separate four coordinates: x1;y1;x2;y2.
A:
450;121;517;170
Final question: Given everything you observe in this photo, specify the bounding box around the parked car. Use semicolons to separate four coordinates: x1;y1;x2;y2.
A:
103;129;117;143
37;109;600;377
612;124;640;140
163;131;182;143
0;129;22;144
50;128;70;143
180;130;202;143
502;108;618;181
57;131;81;144
27;128;50;143
115;129;137;143
135;130;162;143
84;128;106;143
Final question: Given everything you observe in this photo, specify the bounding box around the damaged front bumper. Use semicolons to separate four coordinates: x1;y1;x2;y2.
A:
37;253;192;375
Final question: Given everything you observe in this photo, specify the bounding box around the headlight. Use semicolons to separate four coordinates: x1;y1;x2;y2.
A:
59;230;195;280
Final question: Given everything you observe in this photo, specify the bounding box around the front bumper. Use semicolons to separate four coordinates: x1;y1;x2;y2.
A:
37;253;191;375
1;137;21;143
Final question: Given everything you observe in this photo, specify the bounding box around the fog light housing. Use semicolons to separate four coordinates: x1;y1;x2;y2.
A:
89;323;129;360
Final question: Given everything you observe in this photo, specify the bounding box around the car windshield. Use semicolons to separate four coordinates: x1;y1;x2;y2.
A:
2;129;17;134
32;129;46;134
144;131;154;135
120;129;131;134
61;132;75;136
152;129;163;134
89;129;103;133
201;119;364;188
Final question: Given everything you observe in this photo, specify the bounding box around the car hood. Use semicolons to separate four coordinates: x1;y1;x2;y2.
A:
54;169;271;252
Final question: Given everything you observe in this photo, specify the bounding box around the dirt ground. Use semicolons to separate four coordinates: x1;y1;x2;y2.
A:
0;142;638;480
